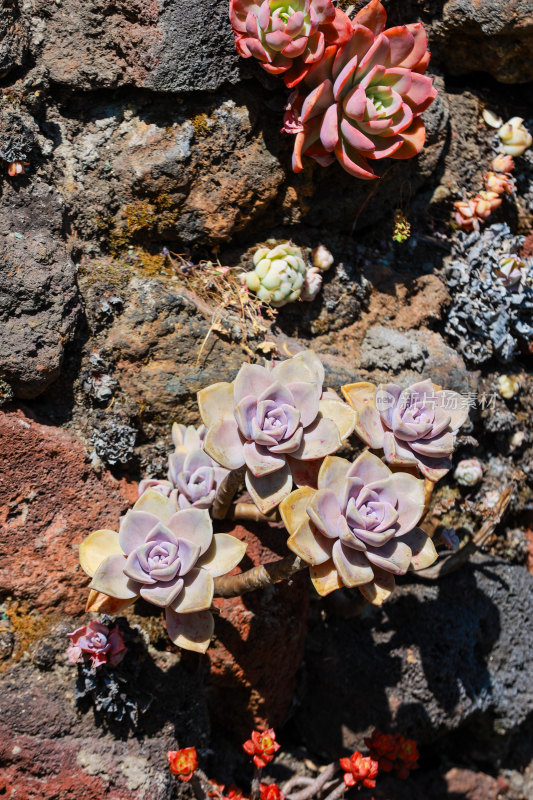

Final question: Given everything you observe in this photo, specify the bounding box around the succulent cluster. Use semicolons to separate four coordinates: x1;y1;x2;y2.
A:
79;490;246;653
168;747;198;781
230;0;435;178
445;223;533;364
340;751;378;789
139;423;229;511
198;350;356;512
280;451;437;603
78;349;470;652
243;241;333;307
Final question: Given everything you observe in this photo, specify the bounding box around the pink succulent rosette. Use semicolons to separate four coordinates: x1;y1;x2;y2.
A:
79;490;247;653
138;424;230;510
341;378;469;481
67;620;126;669
282;0;437;179
229;0;352;88
197;350;356;513
280;451;437;603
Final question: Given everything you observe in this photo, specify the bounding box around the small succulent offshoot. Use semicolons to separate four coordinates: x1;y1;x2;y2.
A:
493;254;529;290
168;747;198;781
498;117;532;156
245;242;308;306
454;458;483;487
66;620;126;669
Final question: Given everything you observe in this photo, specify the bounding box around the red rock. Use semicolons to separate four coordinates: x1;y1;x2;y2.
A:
0;410;136;614
443;767;500;800
208;517;309;738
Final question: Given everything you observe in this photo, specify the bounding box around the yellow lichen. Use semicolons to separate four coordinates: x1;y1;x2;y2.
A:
191;113;211;136
0;598;63;671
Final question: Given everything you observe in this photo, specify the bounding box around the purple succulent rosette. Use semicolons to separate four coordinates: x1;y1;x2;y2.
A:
79;490;246;653
197;351;357;513
341;378;469;481
66;620;126;669
138;424;230;511
280;451;437;603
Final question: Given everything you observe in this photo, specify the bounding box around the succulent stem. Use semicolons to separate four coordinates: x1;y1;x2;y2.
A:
284;763;340;800
212;466;246;519
250;766;262;800
229;503;280;523
213;555;305;598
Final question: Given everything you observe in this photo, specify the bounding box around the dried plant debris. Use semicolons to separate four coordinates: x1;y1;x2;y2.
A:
445;223;533;364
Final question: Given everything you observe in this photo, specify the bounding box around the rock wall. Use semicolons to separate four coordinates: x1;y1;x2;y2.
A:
1;0;532;798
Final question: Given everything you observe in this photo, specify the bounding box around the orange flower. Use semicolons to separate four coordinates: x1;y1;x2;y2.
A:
167;747;198;781
365;730;419;779
339;751;378;789
243;729;281;769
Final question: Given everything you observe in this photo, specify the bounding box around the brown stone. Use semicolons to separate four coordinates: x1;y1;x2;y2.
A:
442;767;500;800
0;409;136;614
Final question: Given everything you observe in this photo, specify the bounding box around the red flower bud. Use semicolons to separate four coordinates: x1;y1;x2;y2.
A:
167;747;198;781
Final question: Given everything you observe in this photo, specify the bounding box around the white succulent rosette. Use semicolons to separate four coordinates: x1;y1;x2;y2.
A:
245;242;308;307
79;490;246;653
497;117;532;156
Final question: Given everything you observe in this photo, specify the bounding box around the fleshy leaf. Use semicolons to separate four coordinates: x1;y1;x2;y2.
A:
287;520;333;565
245;463;293;513
196;533;247;577
85;590;136;614
318;398;356;440
133;489;177;525
90;554;141;600
279;486;317;536
203;418;246;471
403;527;438;570
197;381;235;426
79;529;122;577
294;415;342;460
165;608;215;654
171;568;214;613
309;558;344;596
358;565;396;605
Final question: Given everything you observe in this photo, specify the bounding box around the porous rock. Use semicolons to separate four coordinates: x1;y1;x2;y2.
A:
0;409;136;613
0;183;80;398
294;556;533;755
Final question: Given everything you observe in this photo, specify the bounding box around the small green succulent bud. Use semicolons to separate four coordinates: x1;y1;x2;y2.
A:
245;242;308;307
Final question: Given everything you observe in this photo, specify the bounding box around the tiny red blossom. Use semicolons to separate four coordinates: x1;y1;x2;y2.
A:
259;784;285;800
167;747;198;781
339;751;378;789
242;729;280;769
226;786;249;800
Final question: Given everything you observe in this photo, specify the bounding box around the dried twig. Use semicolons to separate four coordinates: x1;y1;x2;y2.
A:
213;555;305;598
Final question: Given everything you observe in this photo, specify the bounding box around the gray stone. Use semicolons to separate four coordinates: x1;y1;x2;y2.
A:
295;556;533;755
360;326;428;372
0;183;80;398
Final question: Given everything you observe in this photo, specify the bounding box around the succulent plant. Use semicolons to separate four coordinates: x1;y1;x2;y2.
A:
138;424;230;511
79;490;247;652
243;728;281;768
498;117;532;156
282;0;437;179
453;458;483;486
168;747;198;781
67;621;126;669
454;191;502;232
260;784;284;800
301;266;323;301
198;350;356;513
484;170;514;195
365;730;419;779
341;378;468;481
340;751;378;789
280;451;437;603
491;154;514;174
229;0;352;88
312;244;334;270
493;254;529;289
244;242;308;306
497;374;521;399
